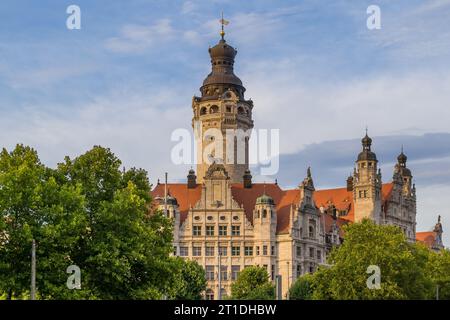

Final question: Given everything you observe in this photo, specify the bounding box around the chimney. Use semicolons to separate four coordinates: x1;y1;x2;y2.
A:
243;169;252;188
187;169;197;188
346;175;353;191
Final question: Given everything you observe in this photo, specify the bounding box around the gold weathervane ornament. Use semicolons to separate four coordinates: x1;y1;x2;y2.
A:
219;12;229;40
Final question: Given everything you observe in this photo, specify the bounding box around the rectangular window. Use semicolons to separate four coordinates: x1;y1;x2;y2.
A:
309;247;314;259
206;266;214;281
220;266;228;281
263;245;268;256
271;245;275;256
173;246;177;256
206;225;214;236
296;265;302;277
244;246;253;256
296;246;301;258
193;225;201;236
256;246;260;256
231;225;240;236
192;246;202;256
232;246;240;256
205;246;214;257
271;265;275;281
180;246;188;257
219;225;227;236
317;250;321;262
231;265;240;280
219;246;227;256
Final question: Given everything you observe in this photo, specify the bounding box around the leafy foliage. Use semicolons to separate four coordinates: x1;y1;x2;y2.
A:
230;266;275;300
289;273;313;300
0;145;89;299
167;257;207;300
0;144;189;300
310;219;433;300
426;248;450;300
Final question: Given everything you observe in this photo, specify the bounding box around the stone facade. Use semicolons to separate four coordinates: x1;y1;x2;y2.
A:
151;33;443;300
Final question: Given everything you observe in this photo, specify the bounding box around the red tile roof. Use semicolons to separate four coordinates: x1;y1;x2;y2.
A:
416;232;436;248
151;182;395;234
152;183;203;225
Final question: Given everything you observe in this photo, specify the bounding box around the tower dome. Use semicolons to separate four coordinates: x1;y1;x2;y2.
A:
200;36;245;100
256;194;275;205
357;133;377;161
397;151;407;164
397;149;411;177
166;194;178;206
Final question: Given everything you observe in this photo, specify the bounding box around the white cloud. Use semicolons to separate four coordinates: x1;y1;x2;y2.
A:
181;1;196;15
0;86;193;185
105;19;175;53
416;184;450;246
241;61;450;155
360;0;450;61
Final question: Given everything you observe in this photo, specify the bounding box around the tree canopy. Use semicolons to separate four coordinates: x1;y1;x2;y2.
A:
289;273;313;300
0;144;193;299
230;266;275;300
309;219;438;300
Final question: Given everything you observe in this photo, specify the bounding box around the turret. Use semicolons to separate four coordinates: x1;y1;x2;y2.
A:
396;148;413;197
192;31;254;184
353;132;382;223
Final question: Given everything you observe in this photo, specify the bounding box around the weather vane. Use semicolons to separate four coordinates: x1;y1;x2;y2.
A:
219;12;229;40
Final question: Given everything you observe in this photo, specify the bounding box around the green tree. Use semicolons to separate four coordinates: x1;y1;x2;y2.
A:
310;219;433;300
230;266;275;300
427;248;450;300
289;273;313;300
168;257;207;300
57;146;176;299
0;144;90;299
0;145;180;299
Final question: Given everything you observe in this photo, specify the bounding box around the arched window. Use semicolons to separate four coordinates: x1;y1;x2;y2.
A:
210;105;219;114
200;107;207;115
238;106;245;115
263;209;267;218
205;289;214;300
256;210;260;218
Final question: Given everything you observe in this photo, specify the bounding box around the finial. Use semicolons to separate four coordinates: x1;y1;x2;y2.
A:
307;166;312;178
263;181;266;195
275;178;278;185
157;178;160;184
401;144;404;153
365;126;368;136
219;12;229;40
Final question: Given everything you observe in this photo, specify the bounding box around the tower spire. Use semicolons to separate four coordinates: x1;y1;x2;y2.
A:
219;12;229;40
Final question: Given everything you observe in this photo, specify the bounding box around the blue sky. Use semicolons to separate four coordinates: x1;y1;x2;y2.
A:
0;0;450;243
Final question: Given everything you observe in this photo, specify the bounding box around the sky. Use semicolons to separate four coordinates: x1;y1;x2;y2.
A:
0;0;449;244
